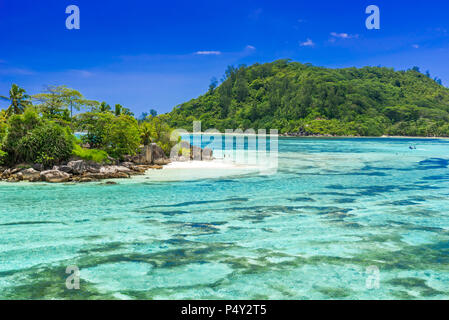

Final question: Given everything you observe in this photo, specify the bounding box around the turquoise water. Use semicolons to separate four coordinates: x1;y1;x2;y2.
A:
1;137;449;299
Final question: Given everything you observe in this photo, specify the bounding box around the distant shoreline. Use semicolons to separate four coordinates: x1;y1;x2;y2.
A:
189;132;449;140
279;134;449;140
280;134;449;140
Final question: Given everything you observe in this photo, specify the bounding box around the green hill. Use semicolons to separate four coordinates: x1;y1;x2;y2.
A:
167;59;449;136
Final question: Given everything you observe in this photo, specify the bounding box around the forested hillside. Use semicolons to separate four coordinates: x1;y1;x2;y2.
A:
167;60;449;136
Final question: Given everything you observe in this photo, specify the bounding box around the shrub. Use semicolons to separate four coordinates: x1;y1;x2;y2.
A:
139;116;179;155
3;109;75;166
75;113;141;159
75;112;114;148
17;122;75;166
0;120;7;145
104;115;140;158
72;144;109;163
3;108;41;161
0;150;7;165
35;152;55;168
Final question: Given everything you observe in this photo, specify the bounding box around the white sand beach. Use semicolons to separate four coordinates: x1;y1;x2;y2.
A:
142;160;261;182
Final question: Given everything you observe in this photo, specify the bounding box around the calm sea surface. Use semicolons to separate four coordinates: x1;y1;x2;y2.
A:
1;137;449;299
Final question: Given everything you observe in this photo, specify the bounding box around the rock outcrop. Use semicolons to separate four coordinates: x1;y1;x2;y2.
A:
52;165;73;174
170;141;214;161
20;168;41;181
67;160;102;174
0;140;214;184
202;148;213;160
125;143;169;165
40;170;71;183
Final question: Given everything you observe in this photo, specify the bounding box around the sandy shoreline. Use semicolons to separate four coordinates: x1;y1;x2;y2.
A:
162;160;254;169
140;159;261;182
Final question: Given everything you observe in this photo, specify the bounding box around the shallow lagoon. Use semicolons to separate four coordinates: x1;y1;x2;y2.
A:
1;137;449;299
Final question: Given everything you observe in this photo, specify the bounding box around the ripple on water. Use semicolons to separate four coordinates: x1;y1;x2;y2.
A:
2;138;449;299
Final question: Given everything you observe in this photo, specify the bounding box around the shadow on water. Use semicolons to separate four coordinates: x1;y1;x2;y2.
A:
419;158;449;169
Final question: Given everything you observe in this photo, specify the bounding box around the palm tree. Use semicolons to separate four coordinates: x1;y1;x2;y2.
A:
114;104;123;116
149;109;158;117
114;104;134;117
99;101;111;113
140;122;153;146
0;84;31;116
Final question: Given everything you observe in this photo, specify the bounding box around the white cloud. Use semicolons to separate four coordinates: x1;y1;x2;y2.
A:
412;44;420;49
0;67;35;75
69;69;94;77
300;38;315;47
194;51;222;55
245;45;256;50
330;32;359;39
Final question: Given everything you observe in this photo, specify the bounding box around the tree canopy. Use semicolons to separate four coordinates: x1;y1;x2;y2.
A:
167;60;449;137
0;84;174;167
33;85;98;121
0;84;32;117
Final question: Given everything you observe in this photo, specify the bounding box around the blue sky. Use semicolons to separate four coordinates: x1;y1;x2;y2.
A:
0;0;448;116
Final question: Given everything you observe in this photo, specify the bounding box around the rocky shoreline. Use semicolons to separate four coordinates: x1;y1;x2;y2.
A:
0;159;165;183
280;130;349;137
0;142;213;183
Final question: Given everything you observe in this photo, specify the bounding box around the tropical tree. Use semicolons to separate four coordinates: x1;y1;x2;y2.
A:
0;84;32;117
149;109;158;117
140;115;178;154
138;112;149;124
99;102;111;113
140;122;152;145
114;104;134;117
75;112;114;148
114;104;123;116
0;110;7;144
33;85;98;121
105;115;140;158
2;107;74;166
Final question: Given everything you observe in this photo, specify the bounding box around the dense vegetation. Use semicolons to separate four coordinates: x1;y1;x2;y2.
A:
3;108;74;166
0;85;176;167
167;60;449;136
1;60;448;167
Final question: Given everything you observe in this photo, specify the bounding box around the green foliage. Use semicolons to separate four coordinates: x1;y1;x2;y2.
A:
114;104;134;117
139;115;179;155
0;84;31;116
99;102;111;113
3;108;74;166
0;85;146;167
149;109;158;117
167;60;449;136
76;112;114;148
0;149;7;165
0;111;7;144
35;152;55;168
3;108;42;160
105;115;140;158
140;122;152;146
72;144;109;163
33;85;98;122
75;112;140;158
